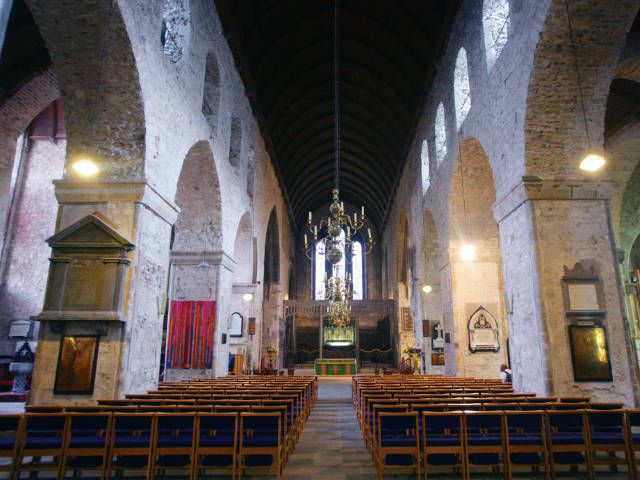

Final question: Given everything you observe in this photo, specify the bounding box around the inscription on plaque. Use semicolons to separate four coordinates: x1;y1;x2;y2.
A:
567;283;599;312
63;260;104;310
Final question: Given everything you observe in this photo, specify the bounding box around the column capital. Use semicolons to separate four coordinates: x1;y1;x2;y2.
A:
54;180;179;225
493;177;615;224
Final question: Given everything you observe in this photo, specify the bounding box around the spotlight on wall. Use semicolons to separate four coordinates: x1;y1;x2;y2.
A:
242;293;254;302
422;285;433;294
71;158;99;177
579;153;606;173
460;244;476;262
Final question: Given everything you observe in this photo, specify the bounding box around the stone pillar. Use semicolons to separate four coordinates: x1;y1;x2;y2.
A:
29;181;177;404
495;179;638;405
261;283;282;368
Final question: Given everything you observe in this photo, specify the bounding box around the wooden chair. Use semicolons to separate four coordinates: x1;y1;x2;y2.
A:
239;412;282;479
627;409;640;480
422;411;466;479
464;411;509;479
0;414;22;480
586;409;632;476
60;412;111;479
504;410;549;478
193;412;238;480
375;411;420;479
546;409;593;479
106;412;155;479
150;412;197;478
14;412;68;479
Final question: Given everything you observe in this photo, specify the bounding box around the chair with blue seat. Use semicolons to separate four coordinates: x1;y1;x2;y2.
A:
375;411;420;479
252;405;289;464
422;411;466;479
151;412;196;478
464;411;509;479
586;409;631;476
106;412;155;479
370;403;408;457
627;409;640;480
504;410;549;478
60;412;111;479
0;414;22;480
239;412;281;480
14;412;68;479
193;412;238;480
546;409;593;479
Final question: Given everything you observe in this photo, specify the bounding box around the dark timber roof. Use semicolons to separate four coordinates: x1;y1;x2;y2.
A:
214;0;459;230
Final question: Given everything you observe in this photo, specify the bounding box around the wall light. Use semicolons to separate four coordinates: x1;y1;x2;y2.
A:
71;158;99;177
242;293;254;302
579;153;606;173
460;244;476;262
422;285;433;294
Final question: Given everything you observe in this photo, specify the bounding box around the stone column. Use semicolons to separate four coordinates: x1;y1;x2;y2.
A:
495;179;638;405
29;181;177;404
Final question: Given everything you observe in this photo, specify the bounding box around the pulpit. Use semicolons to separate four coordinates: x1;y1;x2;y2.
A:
314;358;357;375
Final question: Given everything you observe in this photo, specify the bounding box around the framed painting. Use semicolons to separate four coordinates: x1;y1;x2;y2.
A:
568;325;613;382
54;335;100;394
401;307;413;332
431;352;445;366
229;312;244;337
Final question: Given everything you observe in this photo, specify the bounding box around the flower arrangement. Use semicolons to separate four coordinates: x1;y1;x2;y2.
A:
266;345;278;354
403;344;422;354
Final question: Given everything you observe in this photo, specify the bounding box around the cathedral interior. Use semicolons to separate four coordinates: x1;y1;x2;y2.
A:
1;0;640;478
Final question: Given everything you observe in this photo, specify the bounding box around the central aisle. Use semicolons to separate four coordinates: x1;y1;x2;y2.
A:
283;377;377;479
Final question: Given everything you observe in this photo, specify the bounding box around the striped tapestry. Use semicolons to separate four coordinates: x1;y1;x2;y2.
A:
166;300;216;369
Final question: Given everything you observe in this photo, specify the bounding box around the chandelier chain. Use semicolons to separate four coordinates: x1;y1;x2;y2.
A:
334;0;341;192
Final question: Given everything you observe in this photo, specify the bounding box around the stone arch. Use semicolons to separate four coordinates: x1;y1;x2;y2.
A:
25;0;146;179
202;51;221;134
434;102;447;166
524;0;639;177
445;136;507;378
454;47;471;129
263;207;280;285
421;208;444;372
161;0;191;64
420;139;430;194
396;211;409;286
229;114;242;167
172;140;222;254
482;0;509;72
232;212;253;284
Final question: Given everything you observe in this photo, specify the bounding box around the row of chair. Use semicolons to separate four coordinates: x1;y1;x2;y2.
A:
3;410;288;480
369;408;640;480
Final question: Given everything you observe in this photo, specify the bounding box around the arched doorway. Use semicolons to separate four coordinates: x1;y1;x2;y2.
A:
445;137;507;378
165;140;223;380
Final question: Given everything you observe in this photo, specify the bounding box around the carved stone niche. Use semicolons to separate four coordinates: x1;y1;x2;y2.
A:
32;212;135;327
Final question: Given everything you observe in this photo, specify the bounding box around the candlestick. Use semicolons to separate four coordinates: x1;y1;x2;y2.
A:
308;211;312;222
367;228;372;239
361;206;365;216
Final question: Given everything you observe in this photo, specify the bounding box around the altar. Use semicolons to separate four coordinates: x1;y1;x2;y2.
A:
314;358;357;376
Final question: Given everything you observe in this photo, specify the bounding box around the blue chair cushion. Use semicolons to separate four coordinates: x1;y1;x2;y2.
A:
157;435;193;447
243;436;278;447
469;453;501;465
156;455;190;467
551;433;585;444
508;434;543;445
0;437;16;449
244;454;273;466
381;436;415;447
384;454;413;466
69;436;106;448
200;455;233;467
426;453;459;466
425;436;461;446
114;435;150;447
199;435;234;447
24;437;63;449
467;435;502;446
68;456;103;468
590;433;626;444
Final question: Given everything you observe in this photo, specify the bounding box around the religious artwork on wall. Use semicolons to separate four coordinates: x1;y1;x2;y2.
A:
467;306;500;353
166;300;216;369
401;307;413;331
54;335;100;394
248;317;256;336
229;312;244;337
568;324;613;382
431;352;445;365
431;321;445;352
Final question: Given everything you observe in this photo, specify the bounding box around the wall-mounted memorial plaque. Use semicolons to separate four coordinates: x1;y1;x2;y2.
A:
562;262;605;318
54;335;100;394
568;325;612;382
401;307;413;331
467;306;500;353
229;312;243;337
32;212;134;324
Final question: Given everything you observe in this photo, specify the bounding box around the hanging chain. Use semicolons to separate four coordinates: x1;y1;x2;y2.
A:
334;0;341;191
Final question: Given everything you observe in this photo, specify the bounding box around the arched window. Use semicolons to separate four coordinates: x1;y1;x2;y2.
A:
435;103;447;166
314;229;365;300
229;115;242;166
421;139;430;194
483;0;509;72
161;0;191;63
202;52;221;133
454;48;471;130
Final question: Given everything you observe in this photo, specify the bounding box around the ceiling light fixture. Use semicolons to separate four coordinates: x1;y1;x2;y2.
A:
564;0;606;173
422;284;433;294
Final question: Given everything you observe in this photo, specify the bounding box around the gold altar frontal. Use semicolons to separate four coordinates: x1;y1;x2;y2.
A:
314;358;357;376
